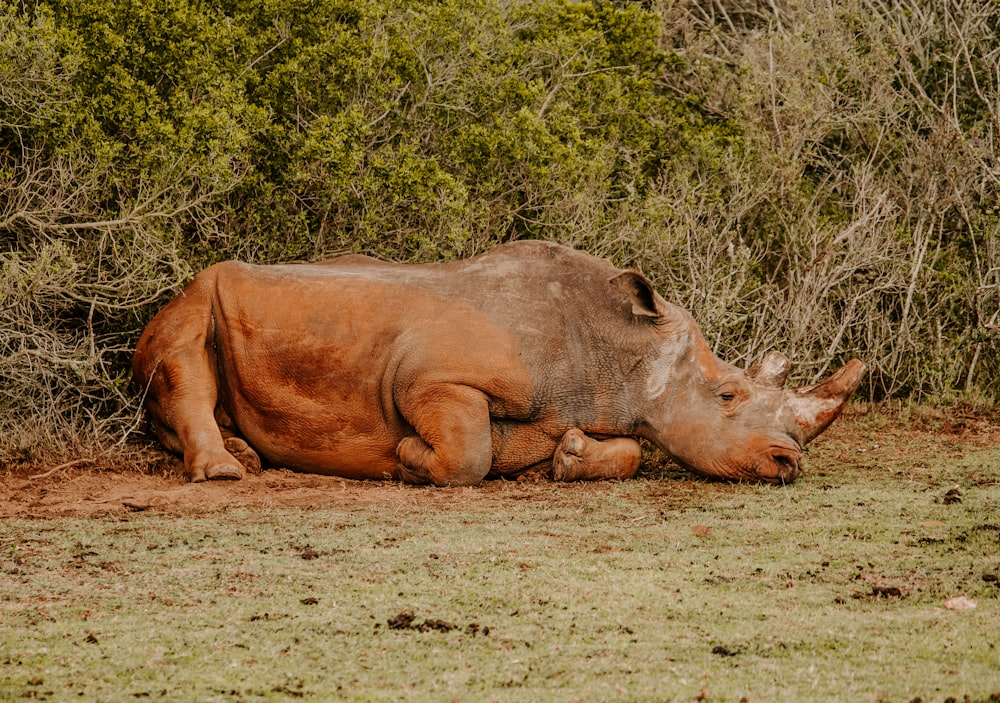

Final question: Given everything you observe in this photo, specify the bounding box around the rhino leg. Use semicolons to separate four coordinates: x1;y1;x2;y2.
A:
144;379;245;482
395;384;493;487
552;429;641;481
145;401;243;482
134;278;247;483
150;419;261;479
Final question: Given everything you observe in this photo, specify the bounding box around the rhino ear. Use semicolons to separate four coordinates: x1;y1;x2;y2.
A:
610;271;663;319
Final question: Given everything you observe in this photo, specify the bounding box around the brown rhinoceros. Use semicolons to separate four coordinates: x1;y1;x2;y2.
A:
132;240;865;485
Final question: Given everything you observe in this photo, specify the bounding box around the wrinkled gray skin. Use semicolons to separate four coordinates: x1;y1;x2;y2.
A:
133;240;866;485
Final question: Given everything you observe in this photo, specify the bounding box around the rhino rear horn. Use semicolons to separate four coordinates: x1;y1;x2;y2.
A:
785;359;867;445
747;351;791;388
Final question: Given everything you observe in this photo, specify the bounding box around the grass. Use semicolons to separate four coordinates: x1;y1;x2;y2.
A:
1;412;999;702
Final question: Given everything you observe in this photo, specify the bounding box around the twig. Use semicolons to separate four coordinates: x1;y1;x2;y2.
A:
29;458;94;480
237;29;289;80
768;32;783;151
117;359;159;447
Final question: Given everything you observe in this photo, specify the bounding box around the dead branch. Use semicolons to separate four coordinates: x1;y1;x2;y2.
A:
28;458;94;480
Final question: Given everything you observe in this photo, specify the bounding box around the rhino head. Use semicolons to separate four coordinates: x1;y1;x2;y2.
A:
614;272;866;484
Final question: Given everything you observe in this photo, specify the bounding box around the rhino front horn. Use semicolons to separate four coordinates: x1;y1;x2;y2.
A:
785;359;867;445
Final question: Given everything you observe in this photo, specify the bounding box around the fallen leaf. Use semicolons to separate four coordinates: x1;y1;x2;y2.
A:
691;524;712;538
943;596;976;611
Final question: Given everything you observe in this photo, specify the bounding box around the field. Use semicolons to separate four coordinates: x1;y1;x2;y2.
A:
4;2;1000;700
2;408;999;702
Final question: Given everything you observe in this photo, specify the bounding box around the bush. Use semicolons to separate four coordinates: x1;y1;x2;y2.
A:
645;0;1000;398
1;0;998;462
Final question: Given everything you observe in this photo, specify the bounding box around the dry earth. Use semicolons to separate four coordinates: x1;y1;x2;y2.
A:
2;407;997;519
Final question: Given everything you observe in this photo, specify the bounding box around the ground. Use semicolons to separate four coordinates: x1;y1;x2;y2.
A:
2;407;999;702
0;406;995;518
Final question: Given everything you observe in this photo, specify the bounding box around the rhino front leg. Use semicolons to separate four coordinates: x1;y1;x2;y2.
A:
552;429;642;481
395;384;493;487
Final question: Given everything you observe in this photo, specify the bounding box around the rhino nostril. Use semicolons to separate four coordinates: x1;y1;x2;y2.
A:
773;453;800;481
757;450;800;484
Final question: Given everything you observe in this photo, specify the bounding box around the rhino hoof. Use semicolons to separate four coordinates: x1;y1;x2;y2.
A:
204;462;244;481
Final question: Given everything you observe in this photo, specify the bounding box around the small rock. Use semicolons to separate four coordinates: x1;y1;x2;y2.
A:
943;595;976;611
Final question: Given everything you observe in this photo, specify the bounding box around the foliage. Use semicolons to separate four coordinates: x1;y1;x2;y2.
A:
1;0;999;459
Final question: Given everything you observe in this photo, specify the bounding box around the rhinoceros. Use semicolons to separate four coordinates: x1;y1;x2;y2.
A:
132;240;864;485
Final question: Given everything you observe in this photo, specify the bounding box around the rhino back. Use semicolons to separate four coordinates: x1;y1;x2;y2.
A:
311;241;654;431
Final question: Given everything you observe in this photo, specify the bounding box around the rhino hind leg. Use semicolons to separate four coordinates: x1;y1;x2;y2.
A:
182;432;261;481
150;415;258;480
552;429;642;482
134;277;249;483
147;408;244;482
148;410;248;481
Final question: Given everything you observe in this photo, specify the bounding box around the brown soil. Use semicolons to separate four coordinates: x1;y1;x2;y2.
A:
0;446;630;518
2;407;996;519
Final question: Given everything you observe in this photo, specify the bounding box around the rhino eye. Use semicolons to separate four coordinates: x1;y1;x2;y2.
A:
717;386;745;406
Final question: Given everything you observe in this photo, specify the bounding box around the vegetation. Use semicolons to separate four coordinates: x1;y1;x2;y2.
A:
2;414;999;701
1;0;999;460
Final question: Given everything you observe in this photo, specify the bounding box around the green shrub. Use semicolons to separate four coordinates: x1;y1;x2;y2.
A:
1;0;998;461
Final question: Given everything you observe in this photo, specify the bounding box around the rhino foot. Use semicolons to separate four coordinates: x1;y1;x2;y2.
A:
187;439;259;482
224;436;262;475
552;428;589;481
188;457;244;482
552;429;642;482
202;463;244;481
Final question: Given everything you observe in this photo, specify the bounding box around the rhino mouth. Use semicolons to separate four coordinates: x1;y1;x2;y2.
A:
670;444;802;485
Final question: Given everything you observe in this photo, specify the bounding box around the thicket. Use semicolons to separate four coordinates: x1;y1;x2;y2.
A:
1;0;998;462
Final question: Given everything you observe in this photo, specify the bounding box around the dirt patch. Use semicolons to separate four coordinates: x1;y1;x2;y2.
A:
0;468;484;518
0;455;627;519
385;610;490;636
2;408;997;519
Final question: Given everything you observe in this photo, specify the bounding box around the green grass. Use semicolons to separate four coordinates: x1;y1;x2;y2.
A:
2;416;999;702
